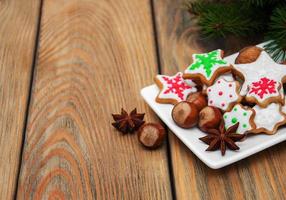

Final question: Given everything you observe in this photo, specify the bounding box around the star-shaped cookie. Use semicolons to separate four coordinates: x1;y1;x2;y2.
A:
233;51;286;107
154;72;197;104
252;103;286;134
184;49;231;86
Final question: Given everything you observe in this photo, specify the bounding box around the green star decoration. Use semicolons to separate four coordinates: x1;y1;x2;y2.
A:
187;50;227;78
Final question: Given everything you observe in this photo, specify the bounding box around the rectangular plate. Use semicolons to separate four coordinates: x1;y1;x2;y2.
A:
140;44;286;169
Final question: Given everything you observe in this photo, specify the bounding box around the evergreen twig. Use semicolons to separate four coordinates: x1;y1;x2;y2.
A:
185;0;286;60
265;7;286;61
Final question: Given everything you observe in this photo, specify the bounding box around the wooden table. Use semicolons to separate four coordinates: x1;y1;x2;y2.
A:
1;0;285;199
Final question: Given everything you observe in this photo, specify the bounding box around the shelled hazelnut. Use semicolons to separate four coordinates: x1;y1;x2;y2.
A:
198;106;222;132
138;123;166;149
186;92;207;111
172;101;199;128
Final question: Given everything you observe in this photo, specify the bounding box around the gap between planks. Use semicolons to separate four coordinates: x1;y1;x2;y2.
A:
150;0;177;199
14;0;44;198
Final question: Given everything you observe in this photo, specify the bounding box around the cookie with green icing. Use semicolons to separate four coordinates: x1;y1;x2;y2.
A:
223;104;256;134
183;49;231;86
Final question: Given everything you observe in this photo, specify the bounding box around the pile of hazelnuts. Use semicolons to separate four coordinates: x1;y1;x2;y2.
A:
138;93;222;149
172;92;222;132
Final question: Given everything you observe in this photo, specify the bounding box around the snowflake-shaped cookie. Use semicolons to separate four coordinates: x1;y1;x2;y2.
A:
155;72;197;104
223;104;256;134
233;51;286;106
184;49;231;86
246;77;282;107
252;103;286;134
207;78;242;111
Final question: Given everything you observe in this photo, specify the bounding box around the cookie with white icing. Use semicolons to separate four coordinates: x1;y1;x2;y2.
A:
252;103;286;134
154;72;197;104
233;51;286;107
206;78;242;111
183;49;231;86
246;77;282;107
223;104;256;134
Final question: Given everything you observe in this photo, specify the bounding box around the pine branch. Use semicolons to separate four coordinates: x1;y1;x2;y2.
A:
265;7;286;61
186;2;266;38
185;0;286;60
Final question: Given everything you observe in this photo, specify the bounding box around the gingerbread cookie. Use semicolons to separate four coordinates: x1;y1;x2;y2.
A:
206;78;242;111
154;72;197;104
233;51;286;107
252;103;286;134
223;104;256;134
246;77;282;106
183;49;231;86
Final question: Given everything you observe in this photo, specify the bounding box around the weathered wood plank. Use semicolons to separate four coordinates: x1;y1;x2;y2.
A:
0;0;41;199
153;0;286;199
17;0;172;199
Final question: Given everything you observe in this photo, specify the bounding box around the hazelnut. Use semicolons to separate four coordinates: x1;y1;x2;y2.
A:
138;123;166;149
198;106;222;132
186;92;207;111
235;46;263;64
172;101;199;128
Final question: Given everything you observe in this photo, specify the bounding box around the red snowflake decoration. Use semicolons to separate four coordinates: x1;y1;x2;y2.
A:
162;74;192;100
248;77;278;99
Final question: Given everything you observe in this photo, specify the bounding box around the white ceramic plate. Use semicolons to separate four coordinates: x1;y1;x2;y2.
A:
140;44;286;169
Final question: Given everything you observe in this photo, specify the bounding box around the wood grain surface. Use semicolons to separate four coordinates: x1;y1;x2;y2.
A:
153;0;286;199
16;0;172;199
0;0;41;199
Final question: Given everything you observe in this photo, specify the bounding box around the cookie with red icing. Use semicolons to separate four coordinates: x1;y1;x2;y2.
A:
206;78;242;111
245;77;282;107
233;50;286;107
154;72;197;104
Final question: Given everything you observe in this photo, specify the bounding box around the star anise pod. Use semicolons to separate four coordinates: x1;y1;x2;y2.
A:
199;121;245;156
112;108;145;134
